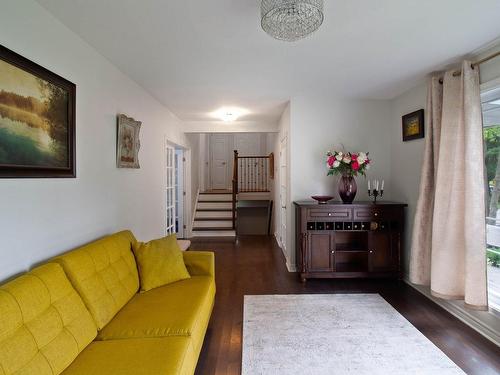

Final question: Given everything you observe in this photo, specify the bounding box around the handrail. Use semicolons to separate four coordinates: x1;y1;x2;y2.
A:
231;149;274;230
232;150;238;229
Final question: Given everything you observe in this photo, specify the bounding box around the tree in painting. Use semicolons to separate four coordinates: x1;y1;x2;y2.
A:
0;59;68;168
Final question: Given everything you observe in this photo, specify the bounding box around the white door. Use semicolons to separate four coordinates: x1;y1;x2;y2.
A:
166;144;176;235
279;136;287;252
210;134;229;190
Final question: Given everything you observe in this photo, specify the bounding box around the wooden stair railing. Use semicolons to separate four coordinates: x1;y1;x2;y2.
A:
231;150;274;229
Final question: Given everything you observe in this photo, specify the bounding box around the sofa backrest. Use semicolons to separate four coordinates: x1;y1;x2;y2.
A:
54;230;139;330
0;263;96;375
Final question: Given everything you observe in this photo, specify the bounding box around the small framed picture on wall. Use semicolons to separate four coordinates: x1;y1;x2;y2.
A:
116;114;141;169
402;109;424;142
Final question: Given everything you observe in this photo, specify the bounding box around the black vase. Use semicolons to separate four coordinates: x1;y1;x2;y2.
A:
338;175;357;204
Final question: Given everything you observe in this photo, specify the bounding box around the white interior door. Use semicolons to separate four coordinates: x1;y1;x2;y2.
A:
166;144;176;235
279;136;287;251
210;134;229;190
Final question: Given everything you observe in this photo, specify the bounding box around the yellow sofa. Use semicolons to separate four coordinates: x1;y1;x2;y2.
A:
0;231;215;375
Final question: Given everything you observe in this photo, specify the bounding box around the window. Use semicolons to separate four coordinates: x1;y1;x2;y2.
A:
482;83;500;313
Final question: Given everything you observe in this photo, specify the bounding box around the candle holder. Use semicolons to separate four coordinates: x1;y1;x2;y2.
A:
368;188;384;204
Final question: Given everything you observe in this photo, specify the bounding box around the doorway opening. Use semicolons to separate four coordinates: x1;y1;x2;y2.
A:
166;142;188;238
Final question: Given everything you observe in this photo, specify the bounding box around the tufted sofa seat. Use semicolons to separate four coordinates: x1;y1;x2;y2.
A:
0;231;215;375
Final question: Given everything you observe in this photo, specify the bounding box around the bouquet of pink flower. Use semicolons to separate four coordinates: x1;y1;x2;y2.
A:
326;150;370;177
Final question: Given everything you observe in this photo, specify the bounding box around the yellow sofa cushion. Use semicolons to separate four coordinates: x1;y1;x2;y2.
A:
62;337;197;375
183;251;215;277
0;263;96;375
133;234;191;292
54;230;139;330
97;276;215;349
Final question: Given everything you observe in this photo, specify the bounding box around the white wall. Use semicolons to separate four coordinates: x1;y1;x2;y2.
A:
389;82;427;276
0;0;192;280
284;93;393;268
290;94;392;202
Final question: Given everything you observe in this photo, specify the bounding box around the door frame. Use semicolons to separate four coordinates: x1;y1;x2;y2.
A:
279;135;288;254
165;142;176;236
209;133;231;190
165;138;192;238
175;148;185;238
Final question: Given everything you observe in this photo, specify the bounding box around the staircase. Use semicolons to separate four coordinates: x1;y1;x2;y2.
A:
192;192;236;237
192;150;274;238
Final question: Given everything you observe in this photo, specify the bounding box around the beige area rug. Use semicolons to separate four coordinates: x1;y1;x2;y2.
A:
242;294;464;375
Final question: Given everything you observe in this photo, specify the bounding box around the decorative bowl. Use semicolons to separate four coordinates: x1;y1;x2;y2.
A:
311;195;334;204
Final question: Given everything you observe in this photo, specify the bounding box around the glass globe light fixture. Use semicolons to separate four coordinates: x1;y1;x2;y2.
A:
261;0;324;42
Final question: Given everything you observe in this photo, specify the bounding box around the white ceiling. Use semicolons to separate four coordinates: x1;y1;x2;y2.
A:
36;0;500;124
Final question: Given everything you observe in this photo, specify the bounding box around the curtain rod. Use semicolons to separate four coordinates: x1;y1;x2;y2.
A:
438;50;500;83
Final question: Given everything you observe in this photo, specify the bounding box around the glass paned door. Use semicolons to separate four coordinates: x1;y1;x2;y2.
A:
175;149;184;238
482;84;500;313
166;144;176;235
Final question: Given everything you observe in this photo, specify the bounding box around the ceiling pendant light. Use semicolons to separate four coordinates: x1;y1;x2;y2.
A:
261;0;324;42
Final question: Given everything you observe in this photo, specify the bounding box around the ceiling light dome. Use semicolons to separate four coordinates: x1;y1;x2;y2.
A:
261;0;324;42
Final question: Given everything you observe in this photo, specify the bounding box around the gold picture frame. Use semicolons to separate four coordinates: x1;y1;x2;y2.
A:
116;114;141;169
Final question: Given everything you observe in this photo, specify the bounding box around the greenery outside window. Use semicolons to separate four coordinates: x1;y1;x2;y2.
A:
482;84;500;313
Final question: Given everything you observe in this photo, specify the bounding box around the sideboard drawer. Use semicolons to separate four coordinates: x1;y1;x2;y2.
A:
308;208;352;220
353;207;397;220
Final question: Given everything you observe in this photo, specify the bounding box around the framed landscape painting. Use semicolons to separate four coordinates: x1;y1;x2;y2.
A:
0;45;75;178
402;109;424;142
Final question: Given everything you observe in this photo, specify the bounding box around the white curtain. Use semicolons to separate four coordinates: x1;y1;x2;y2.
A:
409;61;488;310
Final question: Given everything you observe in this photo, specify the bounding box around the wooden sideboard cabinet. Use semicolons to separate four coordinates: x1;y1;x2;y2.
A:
294;201;407;282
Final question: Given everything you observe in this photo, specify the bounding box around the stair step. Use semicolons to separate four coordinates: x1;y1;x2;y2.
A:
193;221;233;229
196;211;233;219
197;202;232;210
197;199;232;203
191;230;236;238
194;217;232;221
198;194;233;202
200;191;232;194
192;226;234;231
196;208;233;212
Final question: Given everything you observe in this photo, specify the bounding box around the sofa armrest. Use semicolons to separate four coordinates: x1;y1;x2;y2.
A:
183;251;215;277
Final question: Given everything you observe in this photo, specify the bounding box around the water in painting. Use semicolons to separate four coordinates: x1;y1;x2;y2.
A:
0;59;69;168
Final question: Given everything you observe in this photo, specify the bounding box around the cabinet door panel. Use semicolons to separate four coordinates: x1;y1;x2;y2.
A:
369;232;397;272
308;233;333;272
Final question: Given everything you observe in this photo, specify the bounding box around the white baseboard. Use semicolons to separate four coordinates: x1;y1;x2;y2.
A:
286;261;297;272
273;233;296;272
404;279;500;346
274;232;281;247
186;189;200;238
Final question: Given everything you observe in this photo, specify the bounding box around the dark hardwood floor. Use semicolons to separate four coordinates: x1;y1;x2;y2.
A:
192;236;500;375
